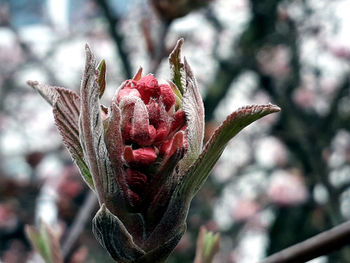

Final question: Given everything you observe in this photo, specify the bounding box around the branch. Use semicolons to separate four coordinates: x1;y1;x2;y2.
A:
325;75;350;133
260;220;350;263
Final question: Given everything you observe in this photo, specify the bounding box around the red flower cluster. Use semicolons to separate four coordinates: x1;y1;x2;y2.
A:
115;73;187;208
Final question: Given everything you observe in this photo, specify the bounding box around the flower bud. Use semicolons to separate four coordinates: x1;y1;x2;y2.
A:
28;39;280;263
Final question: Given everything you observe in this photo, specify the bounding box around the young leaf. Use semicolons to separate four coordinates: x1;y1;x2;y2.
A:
97;59;106;98
180;104;281;197
133;67;143;81
79;44;119;208
134;224;186;263
27;81;60;106
92;204;145;262
28;81;94;190
194;226;220;263
25;223;63;263
169;38;186;94
178;58;205;174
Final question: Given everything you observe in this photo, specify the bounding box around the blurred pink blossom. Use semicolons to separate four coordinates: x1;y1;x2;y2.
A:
232;199;260;221
268;170;308;206
257;45;291;78
293;87;316;109
58;165;84;198
0;203;18;230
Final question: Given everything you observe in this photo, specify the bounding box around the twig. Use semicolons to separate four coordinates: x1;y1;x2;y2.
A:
62;191;98;259
260;220;350;263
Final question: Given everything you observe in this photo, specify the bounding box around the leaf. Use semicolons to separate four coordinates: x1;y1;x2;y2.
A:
180;104;281;197
168;81;183;109
97;59;106;98
28;81;94;190
168;39;205;174
169;38;186;94
27;81;60;106
105;103;124;167
194;226;220;263
144;193;190;253
79;44;118;207
26;225;51;262
25;223;63;263
105;103;131;210
147;136;186;220
178;58;205;175
92;204;145;262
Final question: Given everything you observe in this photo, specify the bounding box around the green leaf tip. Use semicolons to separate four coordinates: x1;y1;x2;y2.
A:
97;59;106;98
169;38;185;94
194;226;220;263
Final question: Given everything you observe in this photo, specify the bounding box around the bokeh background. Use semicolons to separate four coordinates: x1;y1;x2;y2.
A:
1;0;350;262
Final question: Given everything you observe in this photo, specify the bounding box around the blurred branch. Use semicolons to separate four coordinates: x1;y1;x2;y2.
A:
94;0;133;79
203;0;281;121
260;220;350;263
204;7;223;33
62;191;98;259
325;76;350;132
149;19;171;73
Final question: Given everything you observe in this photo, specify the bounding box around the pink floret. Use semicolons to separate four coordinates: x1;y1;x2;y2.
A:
136;75;160;103
160;84;175;111
171;110;186;133
126;168;147;191
133;147;157;166
117;88;141;102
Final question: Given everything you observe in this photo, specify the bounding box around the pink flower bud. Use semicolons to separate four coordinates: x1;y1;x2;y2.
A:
112;70;188;209
29;39;280;263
